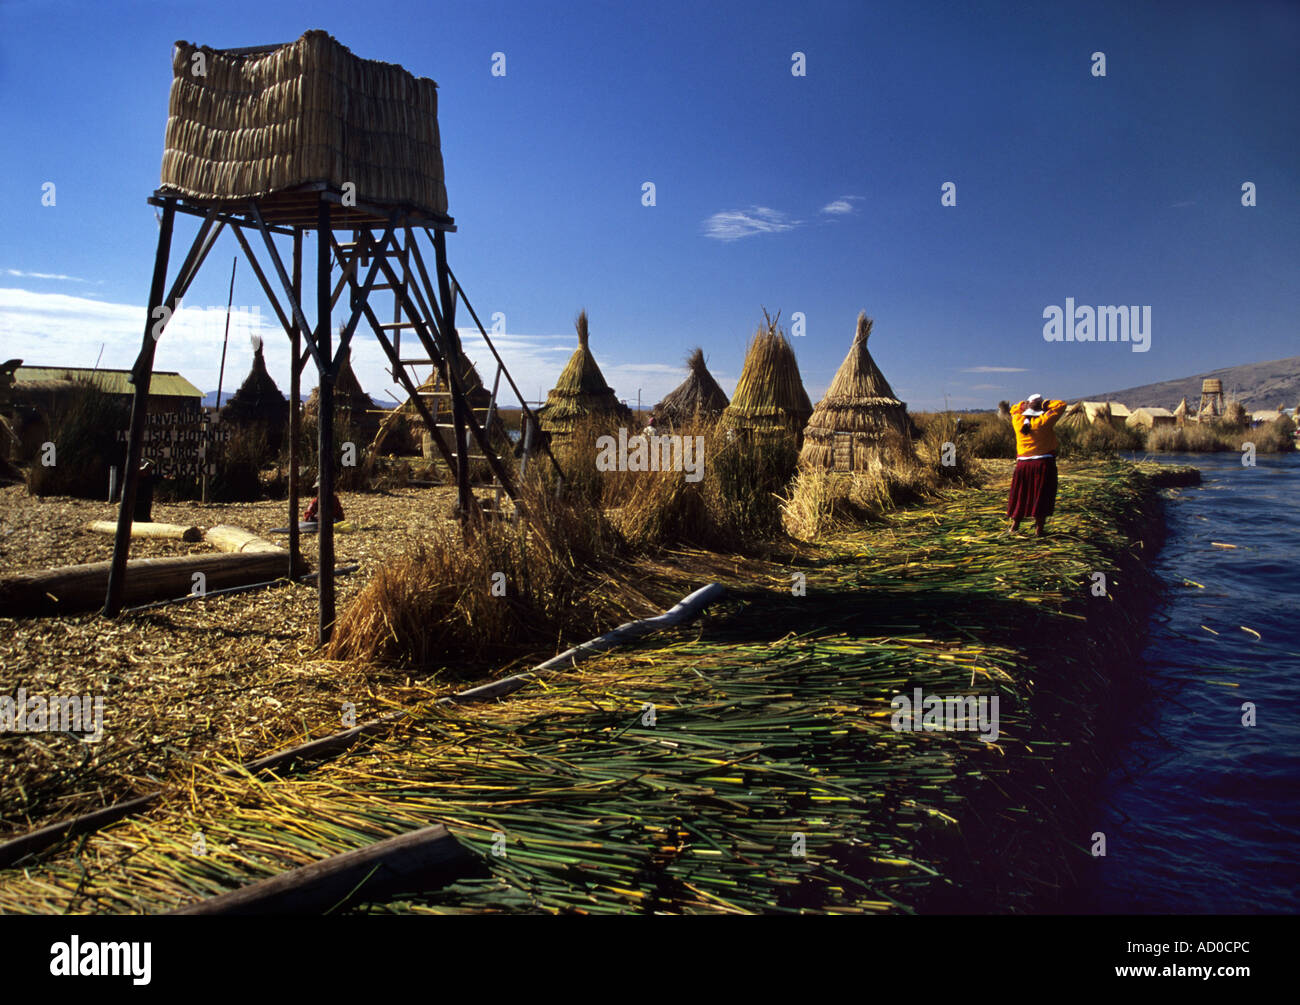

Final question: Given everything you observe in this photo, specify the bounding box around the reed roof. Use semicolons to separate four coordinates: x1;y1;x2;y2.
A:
159;30;448;219
654;348;729;424
720;312;812;439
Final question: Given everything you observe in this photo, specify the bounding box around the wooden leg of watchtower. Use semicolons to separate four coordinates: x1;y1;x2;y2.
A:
432;229;472;517
104;200;177;616
316;200;336;644
288;228;305;580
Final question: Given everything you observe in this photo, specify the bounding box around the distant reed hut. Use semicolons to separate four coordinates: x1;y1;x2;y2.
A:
304;346;381;443
799;313;910;470
1058;401;1090;430
1104;402;1131;429
418;356;510;461
1221;400;1248;429
654;348;729;427
537;311;631;438
1126;406;1176;431
1173;397;1190;424
720;313;812;444
220;337;289;452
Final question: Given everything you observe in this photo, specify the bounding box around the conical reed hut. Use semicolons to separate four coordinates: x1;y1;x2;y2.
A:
304;344;381;442
537;310;632;438
799;313;910;470
654;348;729;426
220;336;289;451
1173;397;1190;424
720;312;812;444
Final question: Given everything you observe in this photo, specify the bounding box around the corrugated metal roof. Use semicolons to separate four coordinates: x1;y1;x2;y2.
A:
12;366;202;398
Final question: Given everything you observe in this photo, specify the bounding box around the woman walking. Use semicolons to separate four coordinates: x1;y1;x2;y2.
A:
1007;393;1067;536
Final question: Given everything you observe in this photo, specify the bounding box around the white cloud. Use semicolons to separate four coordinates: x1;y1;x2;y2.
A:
962;365;1028;373
0;287;682;411
820;195;863;215
5;268;92;283
702;206;799;241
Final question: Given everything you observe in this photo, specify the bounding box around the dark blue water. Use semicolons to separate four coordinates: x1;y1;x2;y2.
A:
1094;453;1300;913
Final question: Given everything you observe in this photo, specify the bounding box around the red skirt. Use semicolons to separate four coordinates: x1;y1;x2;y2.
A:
1006;456;1058;520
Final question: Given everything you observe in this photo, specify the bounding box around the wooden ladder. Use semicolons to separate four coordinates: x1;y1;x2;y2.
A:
334;227;547;517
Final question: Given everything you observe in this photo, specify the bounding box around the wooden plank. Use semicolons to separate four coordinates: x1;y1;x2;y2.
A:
6;552;291;617
88;521;201;542
205;525;285;554
169;824;472;915
316;198;336;644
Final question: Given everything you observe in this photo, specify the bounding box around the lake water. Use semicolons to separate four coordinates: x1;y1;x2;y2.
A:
1090;452;1300;913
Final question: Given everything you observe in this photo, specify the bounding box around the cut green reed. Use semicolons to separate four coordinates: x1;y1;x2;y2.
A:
0;461;1168;915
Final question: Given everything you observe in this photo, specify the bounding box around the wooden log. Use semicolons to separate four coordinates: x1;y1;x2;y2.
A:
169;824;472;915
204;525;285;554
87;520;201;542
0;551;290;617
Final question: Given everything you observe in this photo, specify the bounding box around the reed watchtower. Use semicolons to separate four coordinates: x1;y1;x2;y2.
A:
1199;378;1224;418
106;32;563;641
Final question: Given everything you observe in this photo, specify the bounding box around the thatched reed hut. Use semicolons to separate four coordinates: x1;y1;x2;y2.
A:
654;348;729;426
1126;406;1176;431
719;314;812;444
304;345;381;443
1105;402;1132;429
1173;397;1190;424
799;313;909;470
1221;399;1248;429
1059;400;1090;430
220;337;289;452
537;311;631;438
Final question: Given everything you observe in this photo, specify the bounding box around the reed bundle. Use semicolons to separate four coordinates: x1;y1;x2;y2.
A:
161;30;448;216
0;462;1170;915
324;476;644;671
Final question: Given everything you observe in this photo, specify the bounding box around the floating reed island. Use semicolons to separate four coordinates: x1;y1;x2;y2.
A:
720;312;812;445
0;462;1188;915
537;311;632;439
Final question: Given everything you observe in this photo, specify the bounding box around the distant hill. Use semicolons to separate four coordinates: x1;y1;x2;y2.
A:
1087;355;1300;410
202;391;394;410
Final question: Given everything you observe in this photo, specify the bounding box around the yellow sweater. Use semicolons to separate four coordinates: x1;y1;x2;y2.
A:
1010;399;1067;457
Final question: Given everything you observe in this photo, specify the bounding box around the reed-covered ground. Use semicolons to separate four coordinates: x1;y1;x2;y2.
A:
0;460;1180;914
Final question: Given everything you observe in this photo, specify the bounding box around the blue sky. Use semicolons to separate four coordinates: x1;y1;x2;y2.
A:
1;0;1297;410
